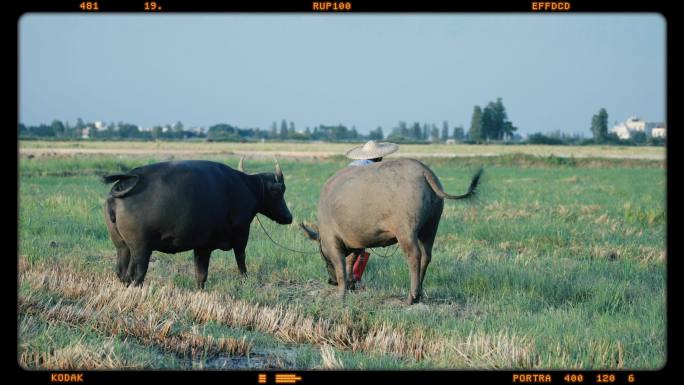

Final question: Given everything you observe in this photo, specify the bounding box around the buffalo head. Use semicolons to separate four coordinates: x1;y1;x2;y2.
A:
239;156;293;225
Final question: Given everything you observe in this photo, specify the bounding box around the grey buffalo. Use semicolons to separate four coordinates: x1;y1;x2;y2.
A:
301;158;482;304
102;158;293;288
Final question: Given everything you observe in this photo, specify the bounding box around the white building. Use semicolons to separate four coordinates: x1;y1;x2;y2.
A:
94;121;106;131
609;116;665;139
652;127;666;138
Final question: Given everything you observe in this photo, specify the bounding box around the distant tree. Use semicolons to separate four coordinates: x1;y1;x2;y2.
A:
469;106;484;143
503;121;518;141
631;131;647;145
590;108;609;143
106;122;116;138
118;122;141;138
369;126;383;140
492;98;508;140
270;121;278;139
430;125;439;142
172;121;184;138
31;124;56;137
479;98;516;141
64;121;75;137
441;121;449;142
411;122;422;140
280;120;288;140
480;104;494;141
288;121;296;137
398;121;408;137
208;123;240;141
305;126;312;137
152;126;163;139
526;132;566;145
452;125;464;140
75;118;85;130
51;120;65;137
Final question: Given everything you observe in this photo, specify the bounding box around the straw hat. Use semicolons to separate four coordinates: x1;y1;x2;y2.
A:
344;140;399;160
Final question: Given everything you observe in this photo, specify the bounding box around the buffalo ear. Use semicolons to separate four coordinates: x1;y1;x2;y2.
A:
299;222;320;241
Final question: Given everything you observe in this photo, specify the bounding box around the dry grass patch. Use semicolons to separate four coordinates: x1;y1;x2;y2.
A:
430;331;537;368
319;344;344;369
20;294;252;366
19;260;542;368
20;336;129;370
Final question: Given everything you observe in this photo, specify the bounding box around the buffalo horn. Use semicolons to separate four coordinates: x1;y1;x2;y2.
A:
274;157;283;182
238;156;246;172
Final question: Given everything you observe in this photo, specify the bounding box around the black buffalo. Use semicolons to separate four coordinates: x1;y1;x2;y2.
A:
102;157;292;288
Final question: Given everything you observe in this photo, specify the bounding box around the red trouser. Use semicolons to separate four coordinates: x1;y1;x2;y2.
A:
352;251;370;282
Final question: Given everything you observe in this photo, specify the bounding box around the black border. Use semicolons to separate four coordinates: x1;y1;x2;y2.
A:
13;0;675;384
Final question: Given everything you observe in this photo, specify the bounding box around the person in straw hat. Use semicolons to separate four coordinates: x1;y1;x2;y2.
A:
343;140;399;286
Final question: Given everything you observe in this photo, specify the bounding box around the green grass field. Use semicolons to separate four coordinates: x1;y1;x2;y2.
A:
18;149;666;370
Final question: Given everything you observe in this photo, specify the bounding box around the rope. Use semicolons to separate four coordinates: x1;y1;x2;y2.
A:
255;215;319;254
255;214;400;258
368;244;400;258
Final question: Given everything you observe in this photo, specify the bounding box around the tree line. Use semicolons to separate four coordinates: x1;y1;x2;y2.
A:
18;100;664;146
18;118;453;143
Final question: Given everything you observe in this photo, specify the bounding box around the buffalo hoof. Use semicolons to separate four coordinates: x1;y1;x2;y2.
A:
346;280;357;290
118;274;133;287
327;278;338;286
406;294;421;305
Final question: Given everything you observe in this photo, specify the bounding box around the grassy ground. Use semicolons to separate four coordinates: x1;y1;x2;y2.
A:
18;152;666;370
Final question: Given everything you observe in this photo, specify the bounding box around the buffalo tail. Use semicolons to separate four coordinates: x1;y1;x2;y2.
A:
425;168;482;200
102;174;140;198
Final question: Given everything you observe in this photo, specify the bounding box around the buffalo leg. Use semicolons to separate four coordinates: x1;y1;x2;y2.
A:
417;240;432;298
103;201;131;285
345;252;358;289
194;249;211;289
418;215;440;299
323;239;348;299
398;235;422;305
116;247;132;285
233;228;249;276
234;250;247;276
127;244;152;287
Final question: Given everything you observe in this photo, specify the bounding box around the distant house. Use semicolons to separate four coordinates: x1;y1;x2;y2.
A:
609;116;665;139
652;126;666;138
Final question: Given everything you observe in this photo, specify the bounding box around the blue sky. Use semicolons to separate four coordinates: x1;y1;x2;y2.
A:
19;14;665;135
